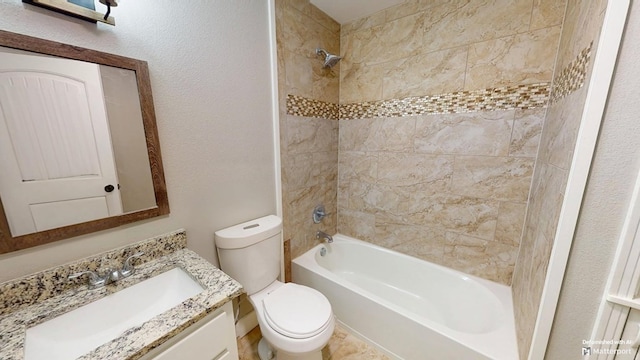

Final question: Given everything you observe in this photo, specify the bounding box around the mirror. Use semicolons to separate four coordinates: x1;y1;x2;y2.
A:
0;30;169;254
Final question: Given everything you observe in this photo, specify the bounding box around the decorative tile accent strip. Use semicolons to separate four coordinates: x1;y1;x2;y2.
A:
551;42;593;103
340;83;551;120
286;44;592;121
286;83;551;120
287;94;339;119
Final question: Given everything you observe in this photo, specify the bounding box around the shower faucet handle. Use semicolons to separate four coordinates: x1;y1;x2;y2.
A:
312;204;327;224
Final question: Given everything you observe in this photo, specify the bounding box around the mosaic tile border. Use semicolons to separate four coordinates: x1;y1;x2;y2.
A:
551;42;593;103
287;83;550;120
287;43;592;120
286;95;339;120
340;83;551;119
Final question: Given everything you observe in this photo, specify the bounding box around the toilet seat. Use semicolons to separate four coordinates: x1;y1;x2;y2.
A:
262;283;333;339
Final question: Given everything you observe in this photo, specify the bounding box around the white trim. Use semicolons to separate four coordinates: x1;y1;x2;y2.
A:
528;1;631;359
267;0;282;221
589;167;640;359
266;0;286;281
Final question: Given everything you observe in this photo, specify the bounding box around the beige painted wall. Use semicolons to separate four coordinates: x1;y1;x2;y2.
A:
336;0;564;284
0;0;277;282
546;0;640;357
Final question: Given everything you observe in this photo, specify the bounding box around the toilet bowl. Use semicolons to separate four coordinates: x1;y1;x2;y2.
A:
250;281;335;360
215;215;335;360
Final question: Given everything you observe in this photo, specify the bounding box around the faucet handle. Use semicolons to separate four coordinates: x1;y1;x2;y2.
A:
312;204;327;224
68;270;108;288
120;252;145;277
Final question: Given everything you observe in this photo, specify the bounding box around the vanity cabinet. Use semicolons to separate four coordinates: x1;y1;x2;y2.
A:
141;301;238;360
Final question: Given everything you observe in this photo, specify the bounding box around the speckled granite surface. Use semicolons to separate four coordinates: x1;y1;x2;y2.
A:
0;229;243;360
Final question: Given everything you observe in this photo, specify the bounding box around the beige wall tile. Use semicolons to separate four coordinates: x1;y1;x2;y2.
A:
538;87;587;170
444;232;517;284
465;26;562;91
531;0;568;30
350;11;427;66
512;0;603;348
285;50;314;99
282;152;314;190
283;6;339;58
555;0;606;75
451;156;535;202
377;153;453;192
383;0;451;23
309;4;340;34
277;0;340;260
375;193;499;240
373;223;447;256
419;0;532;54
340;59;384;103
338;151;378;184
414;110;515;156
495;201;527;246
338;209;376;242
341;9;386;36
285;115;338;155
510;108;545;157
382;47;467;99
339;117;416;152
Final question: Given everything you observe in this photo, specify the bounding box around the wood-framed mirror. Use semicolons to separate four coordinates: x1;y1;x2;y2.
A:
0;30;169;254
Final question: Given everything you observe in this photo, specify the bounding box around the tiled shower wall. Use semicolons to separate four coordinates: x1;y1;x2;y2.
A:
512;0;608;358
336;0;565;284
275;0;340;260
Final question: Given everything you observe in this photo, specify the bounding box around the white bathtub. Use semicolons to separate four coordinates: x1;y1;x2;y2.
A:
292;234;518;360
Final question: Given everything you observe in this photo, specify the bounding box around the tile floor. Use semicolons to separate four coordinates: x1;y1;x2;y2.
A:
237;323;391;360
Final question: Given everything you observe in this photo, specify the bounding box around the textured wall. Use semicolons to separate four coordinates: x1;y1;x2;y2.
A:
511;0;609;358
275;0;340;259
335;0;565;284
0;0;277;282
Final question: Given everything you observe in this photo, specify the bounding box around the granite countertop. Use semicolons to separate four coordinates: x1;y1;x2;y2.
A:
0;230;244;360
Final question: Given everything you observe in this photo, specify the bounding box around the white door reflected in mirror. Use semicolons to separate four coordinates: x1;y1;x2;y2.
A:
0;52;122;236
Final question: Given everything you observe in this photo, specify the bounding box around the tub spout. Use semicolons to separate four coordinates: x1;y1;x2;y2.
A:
316;230;333;243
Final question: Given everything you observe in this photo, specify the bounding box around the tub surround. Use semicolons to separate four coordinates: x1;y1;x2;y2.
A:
0;230;243;360
276;0;568;286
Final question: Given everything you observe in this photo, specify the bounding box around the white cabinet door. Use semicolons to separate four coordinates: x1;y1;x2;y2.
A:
150;302;238;360
0;51;122;236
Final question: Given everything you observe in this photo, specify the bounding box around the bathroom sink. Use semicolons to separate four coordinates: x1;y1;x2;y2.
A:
24;267;204;360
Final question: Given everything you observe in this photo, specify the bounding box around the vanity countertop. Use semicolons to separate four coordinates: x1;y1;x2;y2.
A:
0;230;244;360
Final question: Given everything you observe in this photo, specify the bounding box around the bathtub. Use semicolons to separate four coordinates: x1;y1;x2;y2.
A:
292;234;518;360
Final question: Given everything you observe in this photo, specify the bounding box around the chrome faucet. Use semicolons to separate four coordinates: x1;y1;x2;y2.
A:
68;252;145;288
316;230;333;243
68;269;112;289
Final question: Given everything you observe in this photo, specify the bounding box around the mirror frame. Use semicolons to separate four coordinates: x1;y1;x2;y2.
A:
0;30;169;254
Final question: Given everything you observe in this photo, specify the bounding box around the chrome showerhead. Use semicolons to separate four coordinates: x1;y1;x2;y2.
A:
316;48;342;68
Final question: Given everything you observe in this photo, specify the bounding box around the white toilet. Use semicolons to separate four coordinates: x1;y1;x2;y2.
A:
215;215;335;360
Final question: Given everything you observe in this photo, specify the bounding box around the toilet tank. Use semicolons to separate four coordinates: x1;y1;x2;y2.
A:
215;215;282;295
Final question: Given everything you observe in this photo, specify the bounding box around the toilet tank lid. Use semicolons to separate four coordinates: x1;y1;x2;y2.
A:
215;215;282;249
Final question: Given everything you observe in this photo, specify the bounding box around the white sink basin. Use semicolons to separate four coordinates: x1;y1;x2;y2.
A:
24;267;204;360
